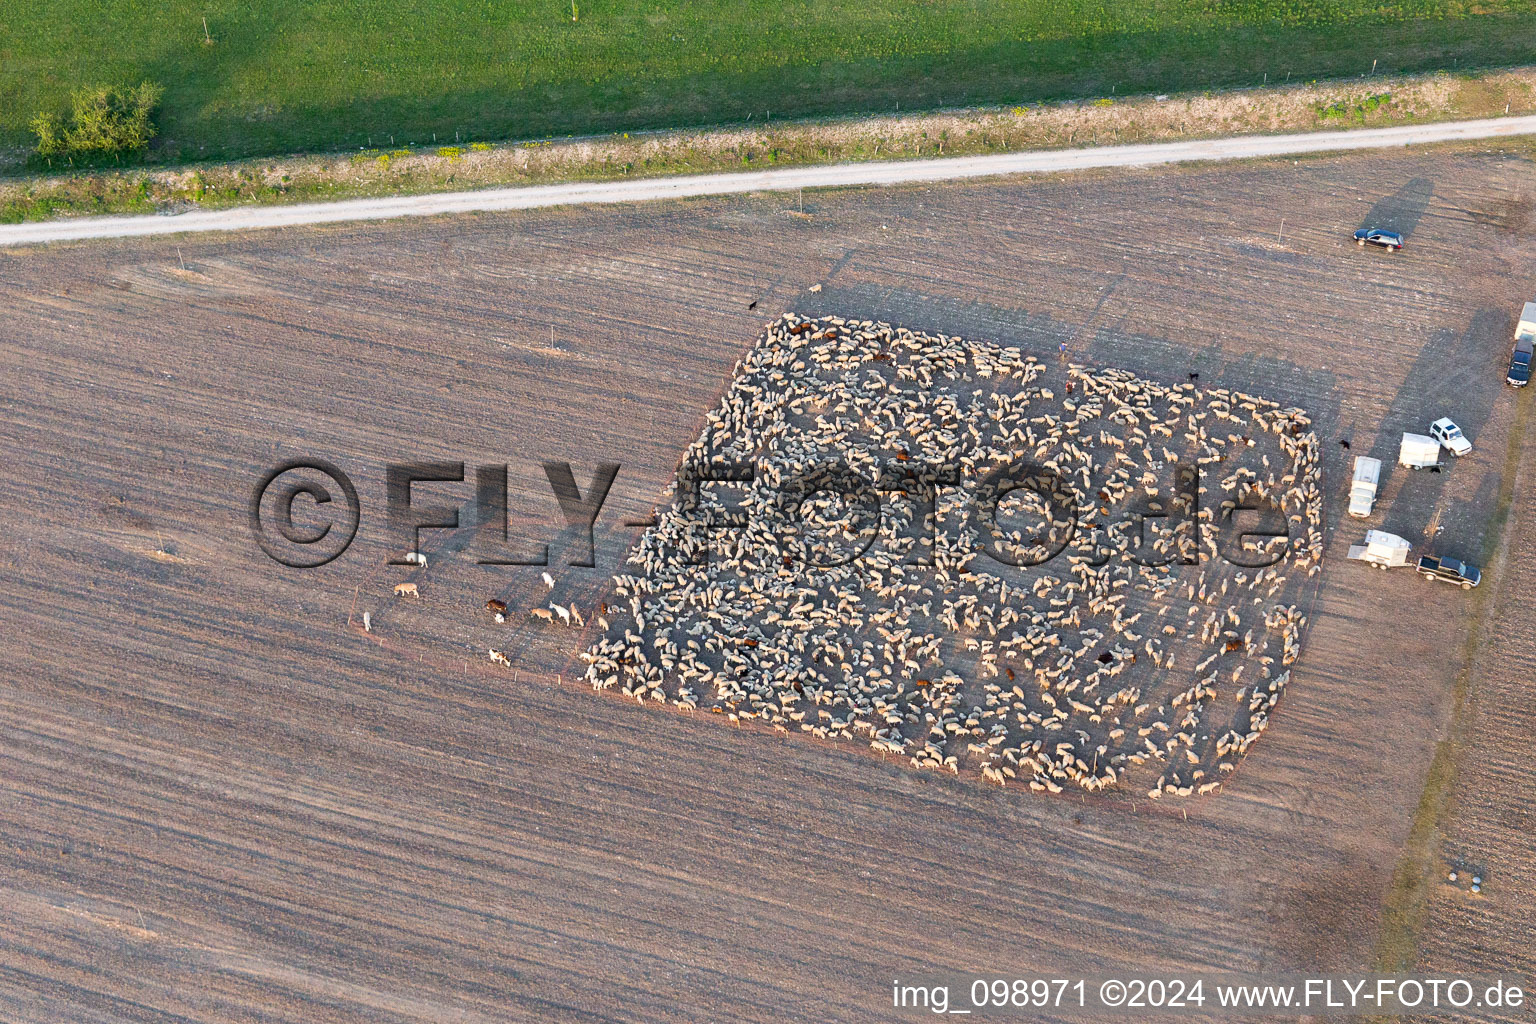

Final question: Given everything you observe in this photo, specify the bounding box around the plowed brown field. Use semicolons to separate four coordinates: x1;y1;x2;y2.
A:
2;148;1532;1022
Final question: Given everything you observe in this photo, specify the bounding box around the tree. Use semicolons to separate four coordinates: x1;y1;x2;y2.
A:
31;82;164;163
30;112;67;159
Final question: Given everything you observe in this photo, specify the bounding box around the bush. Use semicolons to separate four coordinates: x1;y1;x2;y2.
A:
1318;92;1391;124
29;111;67;157
31;82;163;162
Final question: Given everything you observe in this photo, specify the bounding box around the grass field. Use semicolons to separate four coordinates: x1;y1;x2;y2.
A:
5;1;1536;169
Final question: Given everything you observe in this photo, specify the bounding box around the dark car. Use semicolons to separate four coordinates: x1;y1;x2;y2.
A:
1417;555;1481;589
1354;228;1404;251
1509;341;1533;387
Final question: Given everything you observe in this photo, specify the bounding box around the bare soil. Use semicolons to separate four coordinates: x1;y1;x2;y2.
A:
1;146;1533;1021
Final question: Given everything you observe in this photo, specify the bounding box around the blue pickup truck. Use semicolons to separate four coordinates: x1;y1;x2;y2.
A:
1510;338;1532;387
1511;302;1536;387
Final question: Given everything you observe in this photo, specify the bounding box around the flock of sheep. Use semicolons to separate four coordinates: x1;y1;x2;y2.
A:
580;315;1324;798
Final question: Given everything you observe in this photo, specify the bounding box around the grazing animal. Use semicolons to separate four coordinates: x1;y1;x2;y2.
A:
489;649;511;668
530;608;554;622
570;313;1319;801
486;598;508;615
394;583;419;597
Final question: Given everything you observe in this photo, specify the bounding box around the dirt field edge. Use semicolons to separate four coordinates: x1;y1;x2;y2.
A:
1371;385;1534;984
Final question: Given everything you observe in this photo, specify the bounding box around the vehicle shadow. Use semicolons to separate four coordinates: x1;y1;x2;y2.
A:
1359;177;1434;239
1373;307;1507;544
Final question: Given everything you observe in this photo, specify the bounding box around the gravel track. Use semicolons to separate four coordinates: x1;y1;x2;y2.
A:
4;115;1536;248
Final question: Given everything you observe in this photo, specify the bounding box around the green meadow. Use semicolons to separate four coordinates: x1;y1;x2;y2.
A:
4;1;1536;166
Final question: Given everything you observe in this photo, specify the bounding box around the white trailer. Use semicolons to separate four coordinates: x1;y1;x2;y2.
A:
1399;432;1440;469
1347;530;1413;569
1517;301;1536;344
1348;456;1381;518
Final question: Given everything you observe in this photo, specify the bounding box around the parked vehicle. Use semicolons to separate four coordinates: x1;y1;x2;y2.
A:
1348;456;1381;518
1416;555;1481;589
1511;339;1533;387
1510;303;1536;387
1399;432;1440;469
1354;228;1403;251
1429;417;1472;456
1347;530;1413;569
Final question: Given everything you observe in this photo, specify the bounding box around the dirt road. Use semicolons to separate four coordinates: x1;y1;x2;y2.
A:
4;115;1536;248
